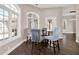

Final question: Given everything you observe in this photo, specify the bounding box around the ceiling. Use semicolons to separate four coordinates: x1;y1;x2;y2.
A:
32;4;73;8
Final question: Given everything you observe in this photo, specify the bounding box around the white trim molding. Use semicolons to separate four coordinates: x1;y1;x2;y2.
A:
3;39;25;55
76;40;79;43
63;31;76;34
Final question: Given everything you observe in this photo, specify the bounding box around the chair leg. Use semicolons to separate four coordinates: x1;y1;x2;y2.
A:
49;40;51;54
57;40;60;50
53;41;56;54
25;36;28;44
31;42;33;54
50;40;51;48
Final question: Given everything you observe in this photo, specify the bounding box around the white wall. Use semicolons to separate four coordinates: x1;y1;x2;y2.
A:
62;19;76;33
62;5;76;33
19;5;63;29
76;5;79;43
41;7;63;28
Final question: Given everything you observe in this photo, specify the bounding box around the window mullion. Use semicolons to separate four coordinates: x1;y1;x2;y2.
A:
8;11;11;38
9;12;12;38
3;8;5;40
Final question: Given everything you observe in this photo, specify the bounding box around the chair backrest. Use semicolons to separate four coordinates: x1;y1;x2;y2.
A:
31;29;40;42
53;27;60;38
42;28;47;36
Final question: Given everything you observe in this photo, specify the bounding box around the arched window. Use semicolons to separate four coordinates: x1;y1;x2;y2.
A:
0;4;20;40
27;12;39;30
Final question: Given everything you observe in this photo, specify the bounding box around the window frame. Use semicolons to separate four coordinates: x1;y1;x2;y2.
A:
0;4;21;46
27;12;40;29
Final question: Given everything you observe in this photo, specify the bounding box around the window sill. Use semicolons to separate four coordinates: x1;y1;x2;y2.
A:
0;35;21;47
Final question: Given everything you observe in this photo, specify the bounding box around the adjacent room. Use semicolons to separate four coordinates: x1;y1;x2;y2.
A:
0;4;79;55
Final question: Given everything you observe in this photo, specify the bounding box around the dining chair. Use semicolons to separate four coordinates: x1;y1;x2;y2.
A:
31;29;40;43
31;29;44;54
44;27;62;53
42;28;47;36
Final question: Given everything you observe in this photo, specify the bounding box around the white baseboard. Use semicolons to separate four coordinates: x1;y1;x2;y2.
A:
76;40;79;43
63;32;75;34
3;39;25;55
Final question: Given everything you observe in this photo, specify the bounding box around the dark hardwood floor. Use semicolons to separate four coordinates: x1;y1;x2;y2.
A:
9;34;79;55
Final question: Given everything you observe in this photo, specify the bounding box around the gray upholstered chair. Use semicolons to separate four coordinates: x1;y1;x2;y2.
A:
31;29;41;43
44;27;63;53
31;29;43;54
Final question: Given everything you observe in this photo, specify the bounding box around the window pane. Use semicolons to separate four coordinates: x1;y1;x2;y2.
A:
4;10;9;16
11;31;15;37
0;8;3;15
4;21;9;38
4;16;9;21
12;13;15;18
4;27;9;33
14;15;17;25
0;22;4;33
15;15;18;19
34;19;38;29
4;22;8;28
28;14;32;17
0;22;3;27
0;15;3;20
11;16;16;27
4;25;9;38
0;34;3;40
11;13;17;37
4;34;9;39
11;29;17;37
0;27;3;33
